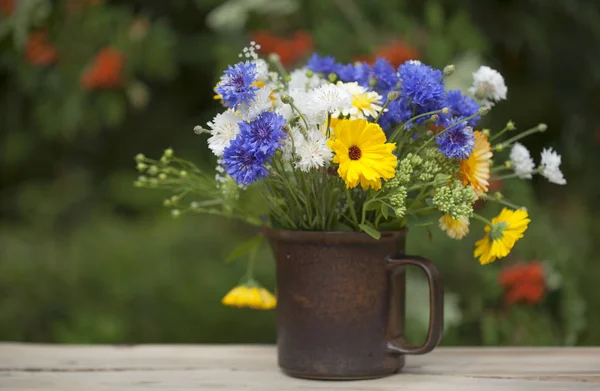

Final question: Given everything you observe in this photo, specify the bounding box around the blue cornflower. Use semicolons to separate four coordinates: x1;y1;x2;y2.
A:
443;90;480;126
398;61;444;108
215;61;258;110
379;96;413;130
436;119;475;160
307;53;337;75
354;58;399;95
336;63;358;82
222;136;269;185
238;112;286;156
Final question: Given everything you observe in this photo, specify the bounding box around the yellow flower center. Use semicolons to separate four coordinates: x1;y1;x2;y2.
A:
348;145;362;160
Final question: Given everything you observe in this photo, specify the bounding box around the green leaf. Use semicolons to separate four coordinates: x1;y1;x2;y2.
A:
381;203;389;219
359;223;381;240
364;201;381;211
225;235;263;263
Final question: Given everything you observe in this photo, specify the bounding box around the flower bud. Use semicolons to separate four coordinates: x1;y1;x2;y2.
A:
164;148;174;158
538;123;547;132
136;163;148;171
493;192;504;200
280;94;293;104
305;70;314;78
179;170;188;178
482;129;491;137
268;53;281;63
284;74;291;82
478;106;490;116
158;173;167;181
387;91;400;101
504;160;513;169
506;120;516;131
190;201;199;210
148;165;159;175
441;107;450;115
171;209;181;218
369;77;377;88
328;73;337;82
494;144;504;152
149;178;158;187
163;199;172;207
135;153;145;162
430;114;439;123
193;125;204;134
138;175;148;183
443;64;455;76
160;156;169;164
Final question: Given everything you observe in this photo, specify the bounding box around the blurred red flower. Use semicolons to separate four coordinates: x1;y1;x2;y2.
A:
252;31;313;67
81;47;125;90
354;41;420;67
498;261;546;306
0;0;14;15
26;31;58;66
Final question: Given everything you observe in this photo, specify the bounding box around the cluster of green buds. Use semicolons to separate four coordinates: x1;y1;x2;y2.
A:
134;148;190;188
432;180;477;220
389;186;408;218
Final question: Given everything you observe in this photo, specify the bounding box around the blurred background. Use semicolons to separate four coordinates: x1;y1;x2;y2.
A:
1;0;599;346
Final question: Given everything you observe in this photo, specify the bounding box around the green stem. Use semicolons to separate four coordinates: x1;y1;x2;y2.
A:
498;125;545;148
374;97;393;124
486;197;523;210
345;187;359;228
269;55;289;82
389;108;445;144
472;213;493;226
489;125;511;142
286;100;310;131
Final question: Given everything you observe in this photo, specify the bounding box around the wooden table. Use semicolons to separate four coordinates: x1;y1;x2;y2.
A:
1;344;599;390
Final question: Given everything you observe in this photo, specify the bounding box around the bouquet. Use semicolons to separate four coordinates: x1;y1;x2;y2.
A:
134;42;566;309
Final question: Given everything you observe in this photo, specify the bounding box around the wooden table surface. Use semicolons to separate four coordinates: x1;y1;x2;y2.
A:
1;344;599;390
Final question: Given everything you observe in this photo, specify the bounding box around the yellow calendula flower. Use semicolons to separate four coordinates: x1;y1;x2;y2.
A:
439;214;470;240
326;118;397;190
460;131;492;195
474;208;531;265
221;283;276;310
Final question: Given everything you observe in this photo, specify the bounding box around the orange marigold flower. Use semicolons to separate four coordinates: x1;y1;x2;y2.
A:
353;41;420;68
252;31;313;67
498;261;546;306
81;47;125;90
0;0;14;15
26;31;58;66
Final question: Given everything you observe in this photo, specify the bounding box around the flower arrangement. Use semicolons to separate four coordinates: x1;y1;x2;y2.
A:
134;42;566;309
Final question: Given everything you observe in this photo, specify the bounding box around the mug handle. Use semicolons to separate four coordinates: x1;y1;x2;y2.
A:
385;255;444;355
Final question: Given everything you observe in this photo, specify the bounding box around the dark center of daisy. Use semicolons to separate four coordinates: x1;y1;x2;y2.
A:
348;145;362;160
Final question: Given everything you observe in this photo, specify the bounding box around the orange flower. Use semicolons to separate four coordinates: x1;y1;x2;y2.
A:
498;262;546;306
0;0;14;15
353;41;420;68
252;31;313;67
81;47;125;90
26;31;58;66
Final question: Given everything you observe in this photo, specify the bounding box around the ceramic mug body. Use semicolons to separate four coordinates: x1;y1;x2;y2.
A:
264;229;444;380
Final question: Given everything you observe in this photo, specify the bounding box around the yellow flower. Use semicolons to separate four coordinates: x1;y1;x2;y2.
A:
327;118;397;190
460;131;492;195
221;283;277;310
439;214;470;240
474;208;531;265
338;81;384;118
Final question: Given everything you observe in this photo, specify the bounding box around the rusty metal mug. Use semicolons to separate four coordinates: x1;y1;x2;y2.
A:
265;228;444;380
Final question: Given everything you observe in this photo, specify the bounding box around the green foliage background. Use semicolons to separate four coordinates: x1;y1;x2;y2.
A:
1;0;599;345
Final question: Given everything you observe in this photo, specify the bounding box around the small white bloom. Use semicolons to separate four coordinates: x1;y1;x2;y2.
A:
407;60;422;66
469;66;507;108
289;68;323;91
293;128;333;172
310;83;353;116
206;111;242;156
509;142;536;179
288;90;326;126
540;147;566;185
238;86;274;120
253;59;269;82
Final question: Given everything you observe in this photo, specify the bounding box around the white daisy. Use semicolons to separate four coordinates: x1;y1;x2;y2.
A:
337;81;384;119
540;147;566;185
469;66;507;108
287;90;326;126
206;111;242;156
509;142;536;179
238;86;274;120
309;83;353;117
293;128;333;172
289;68;323;91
